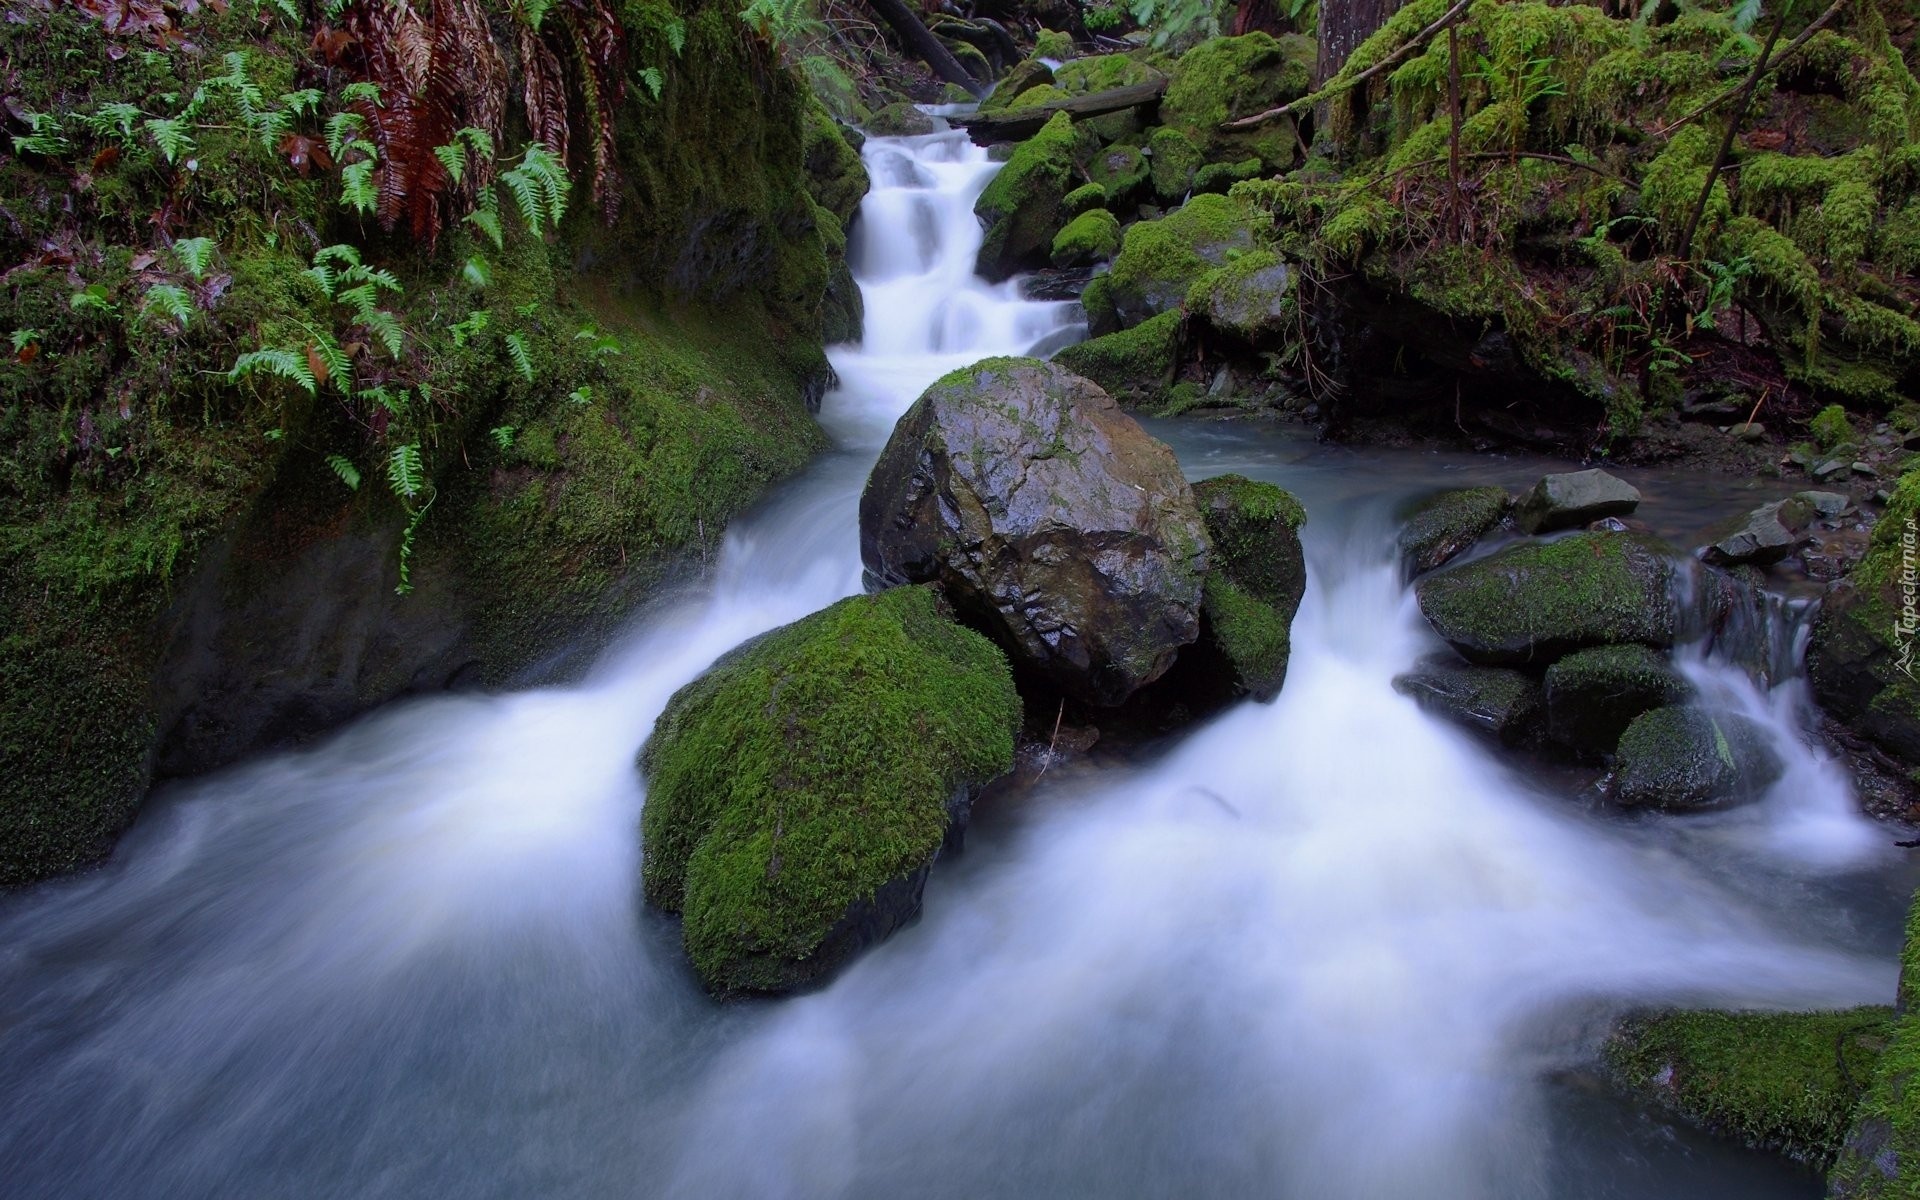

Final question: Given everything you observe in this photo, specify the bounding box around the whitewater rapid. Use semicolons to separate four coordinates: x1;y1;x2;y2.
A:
0;120;1908;1200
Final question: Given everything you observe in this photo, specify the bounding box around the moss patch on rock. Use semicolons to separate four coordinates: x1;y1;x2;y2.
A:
1810;466;1920;769
1610;705;1782;809
1829;891;1920;1198
639;586;1020;995
1397;486;1510;576
1051;209;1122;268
1161;33;1313;169
1543;643;1690;757
1052;309;1182;403
1187;473;1307;700
1607;1007;1895;1168
1106;192;1258;327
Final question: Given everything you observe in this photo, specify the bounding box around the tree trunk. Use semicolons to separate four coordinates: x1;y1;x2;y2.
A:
862;0;989;97
1316;0;1412;85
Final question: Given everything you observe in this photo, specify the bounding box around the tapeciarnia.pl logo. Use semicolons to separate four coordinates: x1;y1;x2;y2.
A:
1896;514;1919;681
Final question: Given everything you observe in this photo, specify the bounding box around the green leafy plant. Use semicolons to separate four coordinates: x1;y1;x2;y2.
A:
504;332;535;382
489;425;517;450
140;284;194;330
326;454;363;490
501;143;572;233
171;237;217;282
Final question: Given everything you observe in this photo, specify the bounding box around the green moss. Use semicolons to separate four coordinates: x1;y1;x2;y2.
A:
1148;125;1205;202
1051;208;1122;268
1193;157;1263;194
1187;473;1306;700
1415;533;1678;665
1051;53;1163;96
639;586;1020;994
1607;1008;1895;1167
1161;33;1314;168
1397;486;1509;574
1033;29;1073;59
1051;309;1182;402
1090;143;1151;204
1105;192;1257;322
1062;181;1109;219
1812;404;1857;451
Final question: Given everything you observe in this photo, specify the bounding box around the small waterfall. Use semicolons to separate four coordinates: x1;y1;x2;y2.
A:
0;122;1908;1200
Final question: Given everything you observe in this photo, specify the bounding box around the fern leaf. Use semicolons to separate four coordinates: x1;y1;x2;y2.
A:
465;207;504;250
326;454;363;490
171;236;216;282
325;112;366;159
432;141;467;185
144;117;194;163
229;348;318;395
504;331;534;382
361;309;405;359
141;284;193;328
489;425;516;450
387;442;425;499
463;256;491;287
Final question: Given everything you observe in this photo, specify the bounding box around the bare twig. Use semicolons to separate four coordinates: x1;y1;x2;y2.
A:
1677;0;1791;260
1652;0;1850;138
1224;0;1473;130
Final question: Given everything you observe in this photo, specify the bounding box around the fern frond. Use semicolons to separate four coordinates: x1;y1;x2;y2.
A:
361;309;405;358
489;425;516;450
387;442;425;499
326;454;363;490
144;117;194;163
141;284;193;328
230;348;318;394
504;331;534;382
171;236;216;282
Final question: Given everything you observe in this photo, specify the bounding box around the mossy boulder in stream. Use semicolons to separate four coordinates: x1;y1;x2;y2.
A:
1414;533;1683;666
1543;644;1691;757
860;357;1209;707
1051;310;1182;405
1606;1007;1895;1168
1105;193;1258;328
1393;660;1544;745
640;586;1019;996
1051;209;1122;269
1147;126;1205;203
1191;249;1294;344
1396;486;1511;576
865;101;935;136
1184;474;1308;702
1609;705;1782;809
975;111;1085;281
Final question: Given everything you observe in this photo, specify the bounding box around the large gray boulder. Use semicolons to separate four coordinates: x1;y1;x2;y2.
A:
1515;469;1641;534
860;357;1210;706
1610;705;1783;809
1414;532;1683;666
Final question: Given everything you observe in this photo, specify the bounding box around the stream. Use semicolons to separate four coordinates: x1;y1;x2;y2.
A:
1;122;1914;1200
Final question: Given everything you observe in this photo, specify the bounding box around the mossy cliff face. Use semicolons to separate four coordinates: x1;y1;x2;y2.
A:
1606;1007;1895;1168
0;0;840;886
1810;467;1920;767
638;587;1020;995
1829;892;1920;1198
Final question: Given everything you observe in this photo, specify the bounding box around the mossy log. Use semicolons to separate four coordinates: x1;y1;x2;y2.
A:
950;78;1168;145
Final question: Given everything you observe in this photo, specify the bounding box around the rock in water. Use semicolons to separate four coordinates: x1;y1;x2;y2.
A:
1414;532;1682;666
1397;486;1511;576
1543;643;1690;756
1514;468;1642;534
639;587;1020;996
860;357;1209;706
1610;705;1782;809
1186;474;1307;701
1393;659;1543;745
1699;496;1819;567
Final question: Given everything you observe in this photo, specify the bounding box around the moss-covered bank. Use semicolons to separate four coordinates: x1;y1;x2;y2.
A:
639;586;1020;995
0;0;846;885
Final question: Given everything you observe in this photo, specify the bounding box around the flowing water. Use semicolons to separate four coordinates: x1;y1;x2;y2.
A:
1;124;1914;1200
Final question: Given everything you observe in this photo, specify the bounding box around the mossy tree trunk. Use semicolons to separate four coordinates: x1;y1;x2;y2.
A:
863;0;989;96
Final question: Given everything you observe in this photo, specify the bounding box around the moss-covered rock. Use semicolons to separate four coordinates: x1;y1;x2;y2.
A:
974;111;1085;281
1393;660;1544;745
1829;891;1920;1199
1610;705;1783;809
1148;126;1205;203
1161;33;1314;170
1414;533;1683;666
802;97;870;228
1606;1007;1894;1167
1543;643;1690;757
1810;466;1920;769
639;586;1019;995
1105;192;1258;327
1062;181;1109;219
1051;208;1122;268
1514;468;1642;534
1396;486;1510;576
979;57;1056;112
1051;309;1182;403
1191;248;1294;343
1186;474;1307;701
865;101;935;136
1089;143;1151;207
1193;157;1264;194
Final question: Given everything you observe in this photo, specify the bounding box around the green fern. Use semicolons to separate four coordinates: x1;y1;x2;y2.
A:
82;102;144;145
361;309;405;359
324;112;366;159
341;158;378;215
341;81;384;107
229;348;317;394
69;284;117;316
501;144;571;233
309;328;350;389
141;284;193;328
489;425;517;450
568;385;594;406
387;442;425;499
639;68;664;101
463;256;491;287
504;332;535;382
171;236;216;282
12;112;69;157
357;385;408;415
325;454;363;491
450;309;491;347
281;88;323;118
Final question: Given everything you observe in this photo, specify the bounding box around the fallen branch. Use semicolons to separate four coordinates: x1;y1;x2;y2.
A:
861;0;987;98
1677;0;1791;259
1224;0;1472;130
949;78;1168;144
1653;0;1850;138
